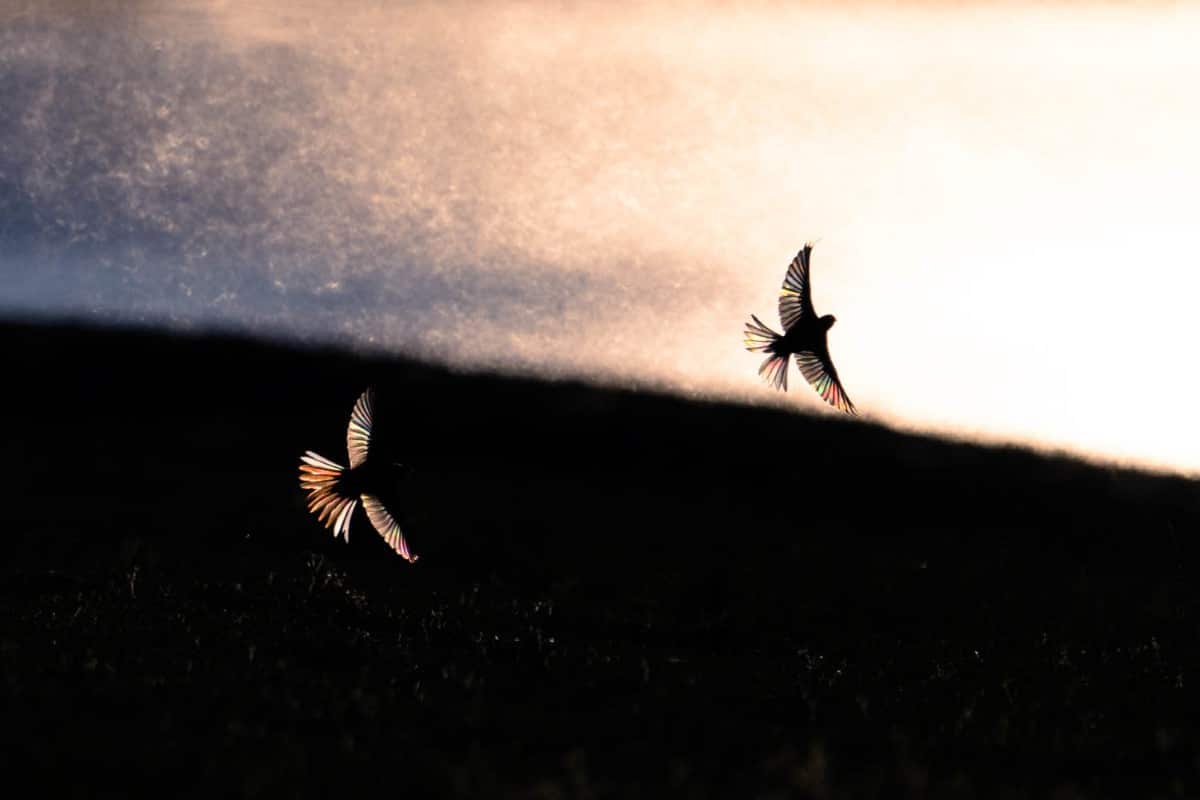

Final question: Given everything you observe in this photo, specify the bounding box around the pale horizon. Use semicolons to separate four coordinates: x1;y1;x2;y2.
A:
4;1;1200;474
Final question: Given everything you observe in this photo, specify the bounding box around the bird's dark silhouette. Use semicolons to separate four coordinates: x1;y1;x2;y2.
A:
744;243;856;414
298;387;417;561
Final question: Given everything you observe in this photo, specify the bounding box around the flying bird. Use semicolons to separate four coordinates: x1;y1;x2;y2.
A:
743;242;857;414
298;388;417;561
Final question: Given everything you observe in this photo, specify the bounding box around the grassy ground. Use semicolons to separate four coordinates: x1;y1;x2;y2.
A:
2;320;1199;798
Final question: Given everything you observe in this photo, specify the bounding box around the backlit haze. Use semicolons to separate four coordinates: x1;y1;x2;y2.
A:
4;1;1200;473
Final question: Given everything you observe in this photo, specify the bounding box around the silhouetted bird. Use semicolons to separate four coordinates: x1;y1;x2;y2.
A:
298;388;417;561
743;243;857;414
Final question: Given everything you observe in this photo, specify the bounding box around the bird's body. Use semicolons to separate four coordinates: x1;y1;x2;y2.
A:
775;312;835;356
325;459;384;500
744;243;856;414
298;388;417;561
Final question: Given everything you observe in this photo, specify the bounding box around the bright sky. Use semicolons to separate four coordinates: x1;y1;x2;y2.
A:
5;1;1200;473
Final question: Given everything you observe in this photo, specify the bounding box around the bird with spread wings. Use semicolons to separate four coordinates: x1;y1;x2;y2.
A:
298;388;417;561
743;243;856;414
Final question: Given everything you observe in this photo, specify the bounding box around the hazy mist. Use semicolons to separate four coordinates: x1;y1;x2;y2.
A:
4;1;1200;472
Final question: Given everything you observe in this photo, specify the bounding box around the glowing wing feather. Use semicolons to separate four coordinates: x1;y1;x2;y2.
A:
794;346;856;414
362;494;417;562
777;243;817;331
346;388;374;469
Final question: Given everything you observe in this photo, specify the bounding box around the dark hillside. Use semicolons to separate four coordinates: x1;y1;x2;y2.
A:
2;319;1199;798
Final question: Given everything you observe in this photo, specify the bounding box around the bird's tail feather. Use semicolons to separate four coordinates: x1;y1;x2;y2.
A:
757;353;789;391
299;450;358;541
743;314;780;352
744;314;788;391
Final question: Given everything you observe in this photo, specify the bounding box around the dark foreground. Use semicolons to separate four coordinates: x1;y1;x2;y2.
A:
3;320;1200;798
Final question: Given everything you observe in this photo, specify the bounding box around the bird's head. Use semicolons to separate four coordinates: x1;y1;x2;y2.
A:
821;314;837;329
392;461;415;478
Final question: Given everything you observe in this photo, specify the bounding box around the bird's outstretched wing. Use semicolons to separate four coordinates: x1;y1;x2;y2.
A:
346;388;375;469
794;345;856;414
362;494;418;562
778;243;817;331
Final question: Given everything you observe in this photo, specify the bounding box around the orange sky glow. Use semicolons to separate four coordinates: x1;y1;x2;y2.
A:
12;1;1200;474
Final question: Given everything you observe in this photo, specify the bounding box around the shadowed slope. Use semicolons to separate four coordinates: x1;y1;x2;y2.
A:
4;319;1200;798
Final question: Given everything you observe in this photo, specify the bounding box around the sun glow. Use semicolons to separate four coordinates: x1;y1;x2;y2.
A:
6;1;1200;472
